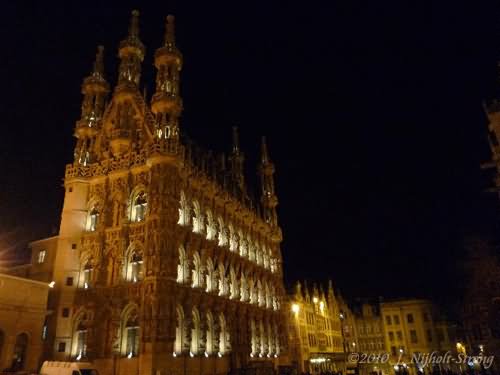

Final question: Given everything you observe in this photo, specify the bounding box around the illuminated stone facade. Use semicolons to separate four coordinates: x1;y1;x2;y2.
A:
40;10;288;375
380;300;457;375
288;282;344;373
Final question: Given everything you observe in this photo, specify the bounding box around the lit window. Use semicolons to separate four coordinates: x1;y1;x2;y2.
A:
82;262;92;289
38;250;46;264
126;253;143;283
86;207;99;231
126;321;140;358
75;324;87;360
131;191;147;222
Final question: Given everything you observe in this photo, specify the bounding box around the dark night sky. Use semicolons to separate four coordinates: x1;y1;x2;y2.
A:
1;1;500;304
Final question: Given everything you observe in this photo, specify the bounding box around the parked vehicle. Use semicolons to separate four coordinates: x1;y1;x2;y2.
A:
39;361;99;375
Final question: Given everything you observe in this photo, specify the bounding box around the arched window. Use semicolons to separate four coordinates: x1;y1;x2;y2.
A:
249;277;258;305
270;257;278;274
206;312;215;355
82;260;93;289
130;253;143;282
217;263;228;297
125;248;143;283
248;236;256;262
256;243;263;265
131;191;147;222
217;217;228;247
263;247;270;269
219;314;230;355
205;210;217;241
257;280;265;307
11;333;28;371
75;322;88;360
86;205;99;232
239;230;247;258
229;224;238;252
192;201;205;234
268;320;276;356
175;306;184;354
272;286;279;311
178;191;190;226
274;322;280;356
259;320;266;357
122;309;139;358
240;272;249;302
191;308;201;355
265;281;272;309
250;319;258;356
177;246;189;284
263;320;271;357
205;258;217;293
191;252;203;288
229;267;239;300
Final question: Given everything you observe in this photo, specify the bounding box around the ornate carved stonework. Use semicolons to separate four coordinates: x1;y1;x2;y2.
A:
58;10;288;375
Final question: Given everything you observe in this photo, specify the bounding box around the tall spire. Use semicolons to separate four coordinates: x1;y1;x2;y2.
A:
92;45;105;79
128;9;140;38
117;10;145;87
259;136;279;228
229;127;246;198
74;46;110;165
151;15;183;142
233;126;240;154
165;14;176;47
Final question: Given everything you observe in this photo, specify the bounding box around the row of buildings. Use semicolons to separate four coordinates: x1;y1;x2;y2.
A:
286;282;462;375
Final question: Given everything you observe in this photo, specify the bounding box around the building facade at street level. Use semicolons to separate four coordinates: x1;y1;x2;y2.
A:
0;273;49;373
288;281;344;374
26;10;288;375
379;300;458;375
351;303;390;375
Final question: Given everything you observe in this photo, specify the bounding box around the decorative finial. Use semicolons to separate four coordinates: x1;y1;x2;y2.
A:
328;279;334;291
232;126;240;154
296;281;302;295
129;10;140;38
93;45;105;77
261;136;269;164
165;15;176;46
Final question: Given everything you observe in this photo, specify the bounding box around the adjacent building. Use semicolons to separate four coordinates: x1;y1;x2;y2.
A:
380;299;457;375
0;272;49;373
352;303;389;375
288;281;344;373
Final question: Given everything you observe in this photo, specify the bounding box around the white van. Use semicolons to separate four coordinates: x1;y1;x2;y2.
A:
39;361;99;375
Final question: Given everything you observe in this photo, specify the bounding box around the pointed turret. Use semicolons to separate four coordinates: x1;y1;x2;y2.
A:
74;46;110;165
328;280;336;299
259;137;279;227
152;15;183;141
304;281;310;302
117;10;145;87
229;127;247;198
295;281;303;301
109;10;145;157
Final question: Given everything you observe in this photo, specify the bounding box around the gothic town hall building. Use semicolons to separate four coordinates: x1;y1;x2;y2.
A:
38;11;288;375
